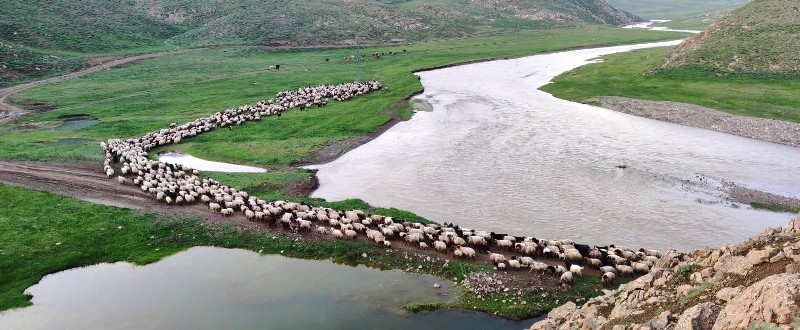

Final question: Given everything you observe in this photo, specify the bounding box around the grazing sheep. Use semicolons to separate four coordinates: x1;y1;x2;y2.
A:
433;241;448;253
316;226;328;235
419;242;428;249
496;262;507;271
599;266;616;274
560;271;574;284
508;259;522;269
530;262;549;272
568;264;584;277
456;246;476;259
640;248;662;258
631;262;650;274
221;208;234;217
488;252;507;265
616;265;635;276
344;229;358;240
117;176;126;185
601;272;616;287
332;229;344;239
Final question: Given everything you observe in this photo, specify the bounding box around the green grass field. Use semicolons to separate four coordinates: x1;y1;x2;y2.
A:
540;47;800;123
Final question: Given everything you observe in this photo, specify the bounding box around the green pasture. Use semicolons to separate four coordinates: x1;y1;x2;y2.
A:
541;47;800;123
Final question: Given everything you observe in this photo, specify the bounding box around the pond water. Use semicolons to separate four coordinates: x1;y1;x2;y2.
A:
158;152;267;173
309;40;800;252
55;119;100;132
0;247;538;329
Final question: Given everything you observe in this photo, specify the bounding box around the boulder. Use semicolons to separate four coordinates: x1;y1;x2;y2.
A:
713;255;751;276
714;286;742;304
674;302;722;330
713;274;800;329
746;249;770;266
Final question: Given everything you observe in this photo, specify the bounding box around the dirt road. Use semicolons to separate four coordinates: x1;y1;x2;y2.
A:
0;50;183;124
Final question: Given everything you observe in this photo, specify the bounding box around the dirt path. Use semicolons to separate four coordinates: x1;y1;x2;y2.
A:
0;50;184;124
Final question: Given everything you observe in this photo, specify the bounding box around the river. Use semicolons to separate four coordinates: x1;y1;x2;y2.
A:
309;40;800;252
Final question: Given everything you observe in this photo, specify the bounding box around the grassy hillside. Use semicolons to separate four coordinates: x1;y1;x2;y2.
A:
662;0;800;75
1;0;636;53
540;46;800;123
607;0;745;19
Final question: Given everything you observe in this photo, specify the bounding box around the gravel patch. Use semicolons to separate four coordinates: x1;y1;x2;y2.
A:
593;96;800;148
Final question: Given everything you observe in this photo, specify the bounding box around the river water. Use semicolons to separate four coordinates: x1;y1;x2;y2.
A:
310;40;800;252
0;247;537;329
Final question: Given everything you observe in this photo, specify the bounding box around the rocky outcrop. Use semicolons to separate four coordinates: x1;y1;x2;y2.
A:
531;213;800;329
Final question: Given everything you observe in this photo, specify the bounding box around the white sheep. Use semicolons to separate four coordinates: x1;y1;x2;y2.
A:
560;271;574;284
601;272;616;287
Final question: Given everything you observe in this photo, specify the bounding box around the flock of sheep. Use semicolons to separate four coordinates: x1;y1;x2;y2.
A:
101;79;661;288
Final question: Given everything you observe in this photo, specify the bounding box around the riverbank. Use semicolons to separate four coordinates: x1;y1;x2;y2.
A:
593;96;800;148
530;213;800;329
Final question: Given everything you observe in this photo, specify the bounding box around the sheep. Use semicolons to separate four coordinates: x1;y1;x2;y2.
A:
568;264;584;277
640;248;662;258
419;242;428;249
316;226;328;235
601;272;616;287
298;220;312;231
117;175;126;185
496;262;507;271
530;261;548;272
585;258;603;268
616;265;635;276
245;210;255;221
508;259;522;269
518;256;535;266
456;246;476;259
495;239;514;250
488;252;507;265
433;241;448;253
599;266;616;274
560;271;574;284
631;262;650;274
209;202;221;213
344;229;358;240
221;208;234;217
331;229;344;239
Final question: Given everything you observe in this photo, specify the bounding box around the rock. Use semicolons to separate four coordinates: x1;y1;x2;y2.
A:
653;277;668;288
675;302;722;330
546;301;577;322
714;255;751;276
689;272;704;284
715;286;742;303
746;249;770;266
647;310;672;330
713;273;800;329
786;263;800;274
433;283;440;289
770;251;785;263
677;284;694;296
783;213;800;233
529;319;557;330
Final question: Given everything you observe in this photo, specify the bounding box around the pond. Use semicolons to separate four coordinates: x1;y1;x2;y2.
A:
0;247;539;329
158;152;267;173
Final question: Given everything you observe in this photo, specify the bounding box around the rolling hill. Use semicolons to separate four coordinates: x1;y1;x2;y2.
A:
607;0;746;19
662;0;800;75
1;0;638;52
